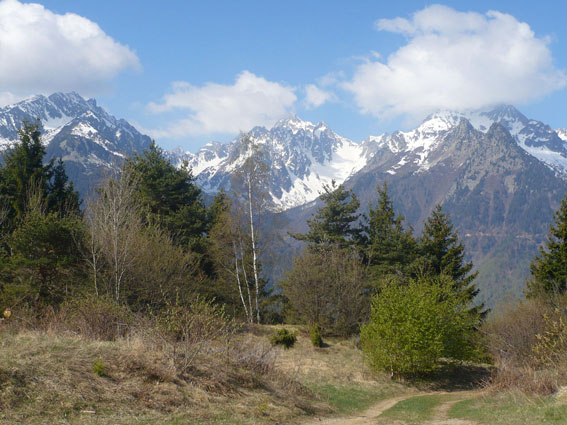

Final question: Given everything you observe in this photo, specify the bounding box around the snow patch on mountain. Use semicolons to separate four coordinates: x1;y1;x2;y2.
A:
169;115;372;210
375;106;567;175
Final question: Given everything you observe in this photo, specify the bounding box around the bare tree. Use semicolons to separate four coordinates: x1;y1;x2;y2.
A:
86;168;142;303
232;135;269;323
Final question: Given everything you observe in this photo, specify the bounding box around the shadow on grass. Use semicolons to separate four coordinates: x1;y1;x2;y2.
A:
403;360;493;392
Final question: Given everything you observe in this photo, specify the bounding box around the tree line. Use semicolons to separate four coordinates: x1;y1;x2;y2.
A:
0;123;274;323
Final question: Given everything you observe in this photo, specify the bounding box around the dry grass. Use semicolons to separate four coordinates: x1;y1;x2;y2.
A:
0;312;410;425
0;326;321;425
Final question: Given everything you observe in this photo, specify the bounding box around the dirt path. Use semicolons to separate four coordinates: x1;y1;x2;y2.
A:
300;391;482;425
300;394;415;425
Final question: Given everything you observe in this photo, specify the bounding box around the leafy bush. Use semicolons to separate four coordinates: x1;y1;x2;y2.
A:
270;328;297;349
360;274;480;376
310;323;324;348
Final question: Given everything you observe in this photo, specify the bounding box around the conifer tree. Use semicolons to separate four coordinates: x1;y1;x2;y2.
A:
0;121;80;228
124;141;208;249
364;183;416;280
526;196;567;297
421;205;480;308
292;180;361;247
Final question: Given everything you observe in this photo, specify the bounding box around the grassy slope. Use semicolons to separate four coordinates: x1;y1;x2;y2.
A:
4;326;567;425
0;326;409;425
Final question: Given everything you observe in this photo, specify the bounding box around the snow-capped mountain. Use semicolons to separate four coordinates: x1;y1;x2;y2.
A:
0;92;152;195
168;115;372;209
366;105;567;176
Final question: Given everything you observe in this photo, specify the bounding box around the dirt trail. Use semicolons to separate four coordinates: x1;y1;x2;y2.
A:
300;391;481;425
300;394;414;425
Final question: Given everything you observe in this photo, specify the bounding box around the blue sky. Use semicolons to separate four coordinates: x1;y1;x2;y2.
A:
1;0;566;151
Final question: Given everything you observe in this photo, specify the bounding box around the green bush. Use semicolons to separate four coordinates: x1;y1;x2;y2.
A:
92;359;106;377
270;328;297;349
360;274;480;376
310;323;324;347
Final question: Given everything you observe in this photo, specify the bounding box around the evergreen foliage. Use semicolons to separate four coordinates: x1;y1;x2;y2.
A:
360;274;480;376
124;141;208;249
0;121;80;229
270;328;297;349
310;323;324;348
0;122;82;310
6;207;84;307
420;205;481;312
363;183;417;283
292;180;360;247
527;196;567;297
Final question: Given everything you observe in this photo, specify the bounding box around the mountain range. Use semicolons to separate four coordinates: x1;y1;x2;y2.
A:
0;92;151;196
1;92;566;306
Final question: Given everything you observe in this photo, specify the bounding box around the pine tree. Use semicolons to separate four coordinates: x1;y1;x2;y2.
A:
364;183;417;281
292;180;361;247
421;205;480;309
527;196;567;297
124;141;208;249
0;121;80;227
0;122;81;310
8;208;84;307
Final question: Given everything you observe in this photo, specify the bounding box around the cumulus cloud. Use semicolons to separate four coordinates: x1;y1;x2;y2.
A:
344;4;567;120
0;0;140;105
304;84;336;109
148;71;297;138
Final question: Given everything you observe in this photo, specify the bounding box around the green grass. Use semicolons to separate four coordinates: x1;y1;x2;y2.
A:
307;382;402;415
377;394;447;424
450;393;567;425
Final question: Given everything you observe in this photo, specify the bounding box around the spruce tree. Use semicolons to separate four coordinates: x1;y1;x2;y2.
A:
364;183;416;280
292;180;361;247
421;205;480;309
526;196;567;297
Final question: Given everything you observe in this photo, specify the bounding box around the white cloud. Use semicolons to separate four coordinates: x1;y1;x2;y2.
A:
344;4;567;120
0;0;140;104
304;84;336;109
148;71;297;138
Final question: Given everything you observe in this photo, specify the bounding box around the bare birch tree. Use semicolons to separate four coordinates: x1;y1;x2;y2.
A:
86;168;141;304
232;135;269;323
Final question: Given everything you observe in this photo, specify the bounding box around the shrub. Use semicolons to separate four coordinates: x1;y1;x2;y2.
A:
60;294;132;341
153;295;239;373
280;246;368;337
310;323;324;348
484;299;549;366
360;274;480;376
483;297;567;394
92;359;106;377
270;328;296;349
